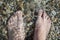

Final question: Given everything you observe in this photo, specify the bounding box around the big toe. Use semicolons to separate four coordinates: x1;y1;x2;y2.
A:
38;9;44;18
16;11;23;17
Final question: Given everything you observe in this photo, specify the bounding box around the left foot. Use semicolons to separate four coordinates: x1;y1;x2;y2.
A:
7;11;25;40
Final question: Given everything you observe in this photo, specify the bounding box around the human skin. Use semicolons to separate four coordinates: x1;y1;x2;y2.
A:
7;10;51;40
33;9;51;40
7;11;25;40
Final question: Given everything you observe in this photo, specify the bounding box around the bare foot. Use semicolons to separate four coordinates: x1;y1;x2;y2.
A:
34;10;51;40
7;11;25;40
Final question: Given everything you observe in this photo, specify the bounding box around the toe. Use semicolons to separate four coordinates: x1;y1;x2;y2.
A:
47;16;50;20
38;9;44;18
43;11;48;19
16;11;23;20
48;17;51;23
16;11;23;17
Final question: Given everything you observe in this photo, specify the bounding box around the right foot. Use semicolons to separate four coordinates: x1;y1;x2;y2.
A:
34;10;51;40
